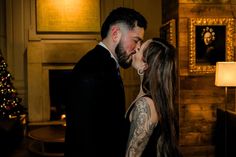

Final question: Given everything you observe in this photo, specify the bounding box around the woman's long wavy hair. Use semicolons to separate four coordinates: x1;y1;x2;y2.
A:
142;38;181;157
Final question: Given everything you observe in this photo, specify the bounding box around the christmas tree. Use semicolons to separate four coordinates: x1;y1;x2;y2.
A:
0;50;25;120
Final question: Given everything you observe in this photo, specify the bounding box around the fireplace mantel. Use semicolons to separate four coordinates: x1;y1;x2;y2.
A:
26;40;97;122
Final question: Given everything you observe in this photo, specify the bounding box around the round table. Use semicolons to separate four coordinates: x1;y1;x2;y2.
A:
28;125;65;156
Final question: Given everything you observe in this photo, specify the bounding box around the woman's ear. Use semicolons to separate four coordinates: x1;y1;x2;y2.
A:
138;63;148;76
143;63;148;71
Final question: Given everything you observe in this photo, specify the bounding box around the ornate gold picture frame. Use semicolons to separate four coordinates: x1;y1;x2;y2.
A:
189;18;234;74
160;19;176;47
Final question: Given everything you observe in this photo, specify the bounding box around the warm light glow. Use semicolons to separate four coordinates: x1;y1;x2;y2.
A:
215;62;236;87
61;114;66;120
37;0;100;32
61;114;66;127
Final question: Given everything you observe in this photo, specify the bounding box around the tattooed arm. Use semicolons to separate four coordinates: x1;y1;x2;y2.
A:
126;97;158;157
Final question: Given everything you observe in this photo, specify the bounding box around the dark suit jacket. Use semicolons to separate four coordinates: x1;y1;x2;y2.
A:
64;45;128;157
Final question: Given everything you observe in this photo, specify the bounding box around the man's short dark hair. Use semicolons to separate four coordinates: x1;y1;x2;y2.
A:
101;7;147;39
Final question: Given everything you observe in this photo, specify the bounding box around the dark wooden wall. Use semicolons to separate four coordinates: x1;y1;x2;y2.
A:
162;0;236;157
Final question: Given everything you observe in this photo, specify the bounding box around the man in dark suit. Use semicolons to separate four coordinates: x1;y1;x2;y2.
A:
64;7;147;157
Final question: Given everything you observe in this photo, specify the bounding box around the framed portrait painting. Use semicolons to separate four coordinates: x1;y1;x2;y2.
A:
160;19;176;47
189;18;234;74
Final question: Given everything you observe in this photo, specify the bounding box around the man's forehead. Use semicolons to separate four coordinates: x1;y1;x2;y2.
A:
129;27;145;39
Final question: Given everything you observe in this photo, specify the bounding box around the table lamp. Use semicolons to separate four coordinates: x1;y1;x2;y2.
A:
215;62;236;109
215;61;236;157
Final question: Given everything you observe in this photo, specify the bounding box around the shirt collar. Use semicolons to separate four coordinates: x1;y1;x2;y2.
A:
99;42;119;68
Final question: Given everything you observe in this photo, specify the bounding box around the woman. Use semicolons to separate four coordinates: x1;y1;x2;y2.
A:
125;38;181;157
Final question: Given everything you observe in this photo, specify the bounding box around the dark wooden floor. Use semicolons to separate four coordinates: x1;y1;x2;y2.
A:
4;125;65;157
8;137;35;157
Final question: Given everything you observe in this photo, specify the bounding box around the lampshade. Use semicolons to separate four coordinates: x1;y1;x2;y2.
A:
215;62;236;87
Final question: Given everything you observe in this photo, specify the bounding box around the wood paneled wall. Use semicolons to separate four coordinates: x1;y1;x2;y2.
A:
162;0;236;157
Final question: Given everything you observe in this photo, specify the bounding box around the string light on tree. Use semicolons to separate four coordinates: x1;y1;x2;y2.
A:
0;51;25;119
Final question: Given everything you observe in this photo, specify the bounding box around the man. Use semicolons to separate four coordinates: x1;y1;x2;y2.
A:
65;7;147;157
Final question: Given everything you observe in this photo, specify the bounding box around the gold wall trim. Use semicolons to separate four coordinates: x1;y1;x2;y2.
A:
160;19;176;47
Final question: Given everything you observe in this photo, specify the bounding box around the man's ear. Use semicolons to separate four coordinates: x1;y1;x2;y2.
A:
111;25;121;43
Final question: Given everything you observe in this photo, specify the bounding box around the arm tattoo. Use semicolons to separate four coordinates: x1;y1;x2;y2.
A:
126;97;157;157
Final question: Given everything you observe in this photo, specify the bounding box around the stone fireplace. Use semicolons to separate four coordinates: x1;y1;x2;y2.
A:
26;40;97;123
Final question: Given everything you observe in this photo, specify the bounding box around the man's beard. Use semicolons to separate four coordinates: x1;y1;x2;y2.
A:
115;42;132;69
